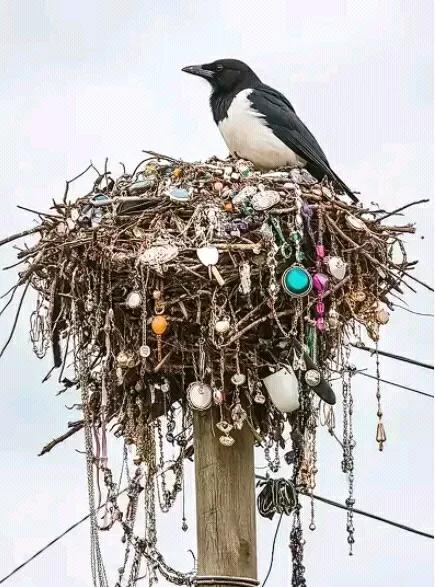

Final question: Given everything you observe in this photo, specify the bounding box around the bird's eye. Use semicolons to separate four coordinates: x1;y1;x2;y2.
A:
216;64;224;72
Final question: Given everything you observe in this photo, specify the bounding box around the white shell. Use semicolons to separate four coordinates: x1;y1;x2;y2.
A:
251;190;281;211
327;256;347;281
126;291;142;309
139;244;179;266
346;215;366;231
186;382;212;411
262;366;299;413
215;320;230;334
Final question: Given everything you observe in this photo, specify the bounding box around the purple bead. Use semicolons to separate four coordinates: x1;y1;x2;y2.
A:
302;203;314;218
316;317;327;331
313;273;329;293
316;244;326;259
316;301;325;315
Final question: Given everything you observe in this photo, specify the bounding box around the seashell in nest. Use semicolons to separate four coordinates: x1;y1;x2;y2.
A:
346;214;366;231
251;190;281;211
139;244;179;266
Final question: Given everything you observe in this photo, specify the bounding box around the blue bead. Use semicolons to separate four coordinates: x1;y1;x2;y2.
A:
282;266;312;296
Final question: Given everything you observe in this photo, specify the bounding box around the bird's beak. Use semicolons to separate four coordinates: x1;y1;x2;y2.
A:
181;64;214;80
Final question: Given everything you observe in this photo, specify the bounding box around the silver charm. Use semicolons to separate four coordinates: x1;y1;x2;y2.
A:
139;345;151;358
219;435;235;447
186;381;212;411
231;373;246;386
216;420;233;434
327;256;347;281
305;369;321;387
239;263;251;295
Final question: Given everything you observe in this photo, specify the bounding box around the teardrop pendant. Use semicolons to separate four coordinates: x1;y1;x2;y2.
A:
376;422;386;451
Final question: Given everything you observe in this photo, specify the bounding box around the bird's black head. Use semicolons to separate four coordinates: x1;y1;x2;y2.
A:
182;59;261;94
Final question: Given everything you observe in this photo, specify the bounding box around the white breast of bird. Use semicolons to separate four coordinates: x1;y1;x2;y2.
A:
218;89;306;170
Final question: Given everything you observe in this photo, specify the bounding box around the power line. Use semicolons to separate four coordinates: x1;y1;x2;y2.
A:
1;478;433;585
261;512;283;587
356;371;434;399
255;475;433;540
303;493;433;539
350;343;434;370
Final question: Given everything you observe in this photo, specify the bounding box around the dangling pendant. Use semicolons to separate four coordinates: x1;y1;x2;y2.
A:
376;421;386;451
282;265;312;297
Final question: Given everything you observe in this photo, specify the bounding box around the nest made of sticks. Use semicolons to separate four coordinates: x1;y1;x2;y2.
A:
1;152;419;452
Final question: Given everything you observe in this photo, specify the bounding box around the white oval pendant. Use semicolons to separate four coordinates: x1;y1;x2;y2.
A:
262;366;299;413
186;382;212;411
327;256;347;281
126;290;142;309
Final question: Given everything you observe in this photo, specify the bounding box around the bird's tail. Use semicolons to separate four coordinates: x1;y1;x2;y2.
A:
329;170;359;203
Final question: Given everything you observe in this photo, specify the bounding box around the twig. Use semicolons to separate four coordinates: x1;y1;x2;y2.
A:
0;226;41;248
0;281;30;358
38;423;84;456
375;199;429;222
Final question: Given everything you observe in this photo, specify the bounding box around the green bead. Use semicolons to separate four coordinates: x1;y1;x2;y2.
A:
282;266;312;297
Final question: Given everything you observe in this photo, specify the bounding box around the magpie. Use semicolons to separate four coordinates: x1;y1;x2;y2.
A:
182;58;358;202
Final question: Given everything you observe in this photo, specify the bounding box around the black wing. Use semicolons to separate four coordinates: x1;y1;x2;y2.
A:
249;85;358;202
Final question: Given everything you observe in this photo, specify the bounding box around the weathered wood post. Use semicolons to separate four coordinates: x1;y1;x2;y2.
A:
193;410;258;587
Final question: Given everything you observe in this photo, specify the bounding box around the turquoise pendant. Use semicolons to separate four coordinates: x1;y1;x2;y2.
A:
282;265;312;297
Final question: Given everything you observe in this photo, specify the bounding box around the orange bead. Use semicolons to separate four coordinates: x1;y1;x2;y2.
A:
224;201;234;213
172;167;183;178
151;315;168;335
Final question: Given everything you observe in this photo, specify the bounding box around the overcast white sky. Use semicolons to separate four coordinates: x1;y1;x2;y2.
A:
0;1;433;586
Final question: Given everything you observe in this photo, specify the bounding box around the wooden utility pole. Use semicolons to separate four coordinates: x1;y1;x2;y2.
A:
193;410;258;587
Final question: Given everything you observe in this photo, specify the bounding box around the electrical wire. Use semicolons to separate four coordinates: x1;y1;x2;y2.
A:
255;475;433;540
302;493;434;539
350;343;434;370
355;371;434;398
1;465;433;586
261;512;283;587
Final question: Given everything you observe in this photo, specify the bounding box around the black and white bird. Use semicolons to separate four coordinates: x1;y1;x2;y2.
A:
182;58;357;202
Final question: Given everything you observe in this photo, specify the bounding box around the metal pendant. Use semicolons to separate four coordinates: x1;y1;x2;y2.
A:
186;382;212;411
282;265;312;297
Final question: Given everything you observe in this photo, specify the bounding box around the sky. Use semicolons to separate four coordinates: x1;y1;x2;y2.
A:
0;1;433;586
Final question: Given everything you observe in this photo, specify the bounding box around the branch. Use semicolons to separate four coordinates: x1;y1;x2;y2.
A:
38;423;84;456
